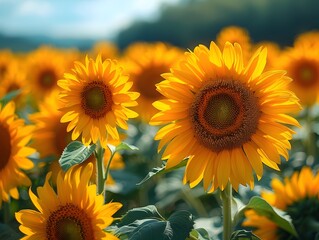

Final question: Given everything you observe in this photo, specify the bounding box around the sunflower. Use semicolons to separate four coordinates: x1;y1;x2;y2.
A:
15;163;122;240
30;90;125;183
150;41;301;192
0;60;30;108
58;55;139;148
216;26;252;62
276;44;319;106
0;102;35;207
0;49;14;80
26;46;68;102
122;42;183;121
91;41;119;61
243;167;319;240
294;30;319;49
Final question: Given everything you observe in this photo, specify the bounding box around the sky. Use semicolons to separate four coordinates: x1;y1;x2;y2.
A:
0;0;180;39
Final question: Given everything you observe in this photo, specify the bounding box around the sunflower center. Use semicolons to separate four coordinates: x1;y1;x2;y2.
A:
81;81;113;119
190;79;260;152
46;203;94;240
0;123;12;170
39;70;57;89
135;65;166;100
294;60;318;87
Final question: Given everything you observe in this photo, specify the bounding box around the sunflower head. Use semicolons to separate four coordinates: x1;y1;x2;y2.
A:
243;167;319;240
150;41;301;192
91;41;119;61
15;163;122;239
122;42;184;122
276;45;319;106
294;30;319;49
0;102;35;207
58;55;139;148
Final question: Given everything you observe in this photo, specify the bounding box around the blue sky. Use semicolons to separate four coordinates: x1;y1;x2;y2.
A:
0;0;180;39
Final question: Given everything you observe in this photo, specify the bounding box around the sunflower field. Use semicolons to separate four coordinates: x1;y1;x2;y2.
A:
1;25;319;240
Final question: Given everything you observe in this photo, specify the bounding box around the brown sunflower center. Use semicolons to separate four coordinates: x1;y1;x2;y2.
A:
0;123;12;170
135;65;167;100
81;81;113;119
46;203;94;240
190;79;260;152
294;60;318;87
39;70;57;89
0;65;7;78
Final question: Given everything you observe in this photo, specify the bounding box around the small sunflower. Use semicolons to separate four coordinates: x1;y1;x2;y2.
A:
0;102;35;207
0;61;30;108
30;91;125;183
58;55;139;148
122;42;183;121
294;30;319;49
15;163;122;240
216;26;252;61
243;167;319;240
150;41;301;192
0;49;14;80
91;41;119;61
277;45;319;106
26;46;68;102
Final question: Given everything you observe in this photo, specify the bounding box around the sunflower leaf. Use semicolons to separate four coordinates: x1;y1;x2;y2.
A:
116;142;139;152
0;223;22;240
0;89;21;106
117;209;194;240
118;205;164;227
59;141;96;172
187;228;211;240
137;158;188;185
234;196;298;237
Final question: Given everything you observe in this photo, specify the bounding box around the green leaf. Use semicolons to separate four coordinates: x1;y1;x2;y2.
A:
116;142;139;152
130;220;172;240
137;158;188;185
188;228;211;240
230;229;260;240
0;223;21;240
118;205;164;227
234;196;298;237
0;89;21;106
168;211;194;240
58;141;96;172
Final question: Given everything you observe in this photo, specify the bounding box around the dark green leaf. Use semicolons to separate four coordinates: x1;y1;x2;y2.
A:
0;223;21;240
168;210;194;240
130;220;172;240
0;89;21;106
234;196;298;237
118;205;164;227
58;141;96;171
230;229;260;240
137;158;188;185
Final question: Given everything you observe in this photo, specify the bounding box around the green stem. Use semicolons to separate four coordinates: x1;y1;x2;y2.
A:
104;150;115;184
221;183;232;240
95;141;105;195
182;188;209;217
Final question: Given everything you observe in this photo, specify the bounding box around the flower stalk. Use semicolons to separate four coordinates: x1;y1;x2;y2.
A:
95;141;105;195
221;182;232;240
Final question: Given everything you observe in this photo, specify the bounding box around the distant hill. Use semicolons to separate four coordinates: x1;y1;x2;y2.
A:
0;33;97;52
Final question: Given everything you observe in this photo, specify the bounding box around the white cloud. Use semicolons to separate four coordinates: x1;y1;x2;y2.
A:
15;0;54;17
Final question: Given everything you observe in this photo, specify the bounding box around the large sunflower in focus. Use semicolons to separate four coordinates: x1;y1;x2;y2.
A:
150;42;301;192
16;163;122;240
243;167;319;240
58;55;139;148
26;46;67;102
122;42;183;121
0;102;35;207
277;45;319;106
30;91;125;183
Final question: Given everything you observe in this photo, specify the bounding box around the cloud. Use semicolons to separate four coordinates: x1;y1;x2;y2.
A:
15;0;54;17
